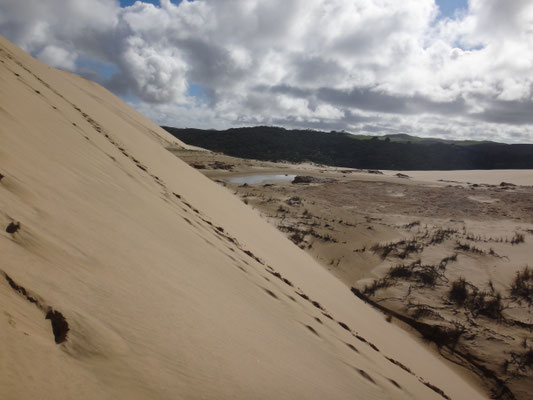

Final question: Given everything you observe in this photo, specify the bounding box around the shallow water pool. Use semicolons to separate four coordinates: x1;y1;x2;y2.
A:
225;174;296;185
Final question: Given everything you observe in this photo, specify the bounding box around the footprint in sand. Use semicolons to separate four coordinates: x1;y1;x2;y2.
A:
356;368;376;384
304;324;320;337
263;288;279;300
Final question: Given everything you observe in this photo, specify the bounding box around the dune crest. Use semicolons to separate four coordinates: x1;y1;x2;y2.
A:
0;36;485;399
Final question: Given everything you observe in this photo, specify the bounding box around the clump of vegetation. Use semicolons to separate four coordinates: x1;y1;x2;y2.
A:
469;291;503;320
428;228;457;245
306;228;338;243
388;264;412;279
286;196;302;206
521;349;533;369
439;253;457;269
454;241;484;254
415;266;440;287
511;232;525;245
503;348;533;376
371;239;424;260
318;233;337;242
409;305;443;321
371;242;393;258
419;323;464;349
209;161;233;170
397;241;424;259
449;278;468;305
6;221;20;234
385;260;442;288
279;224;337;245
395;173;410;179
402;221;420;229
510;266;533;305
277;205;288;213
465;233;481;241
448;278;504;320
289;231;305;245
292;175;318;184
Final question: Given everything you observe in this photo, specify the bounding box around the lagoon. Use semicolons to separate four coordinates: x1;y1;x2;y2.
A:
225;174;296;185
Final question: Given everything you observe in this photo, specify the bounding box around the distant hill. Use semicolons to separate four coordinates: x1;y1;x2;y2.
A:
352;133;494;146
163;126;533;170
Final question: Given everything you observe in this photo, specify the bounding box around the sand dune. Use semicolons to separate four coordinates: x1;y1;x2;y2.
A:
0;36;486;399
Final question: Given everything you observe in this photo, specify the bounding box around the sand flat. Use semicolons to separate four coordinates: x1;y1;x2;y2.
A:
183;151;533;398
387;169;533;186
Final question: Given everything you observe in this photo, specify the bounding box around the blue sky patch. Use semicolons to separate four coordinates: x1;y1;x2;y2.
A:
119;0;183;7
435;0;468;19
187;83;209;104
76;58;118;79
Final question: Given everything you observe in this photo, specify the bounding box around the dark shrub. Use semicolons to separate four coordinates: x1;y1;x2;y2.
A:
388;264;412;279
510;266;533;305
511;233;525;245
449;278;468;305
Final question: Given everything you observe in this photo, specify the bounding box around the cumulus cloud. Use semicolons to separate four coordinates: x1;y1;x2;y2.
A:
0;0;532;142
36;45;78;70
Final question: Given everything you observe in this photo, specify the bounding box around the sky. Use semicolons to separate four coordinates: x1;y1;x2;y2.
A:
1;0;532;143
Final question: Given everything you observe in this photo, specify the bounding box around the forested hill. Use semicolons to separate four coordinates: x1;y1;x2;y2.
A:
163;126;533;170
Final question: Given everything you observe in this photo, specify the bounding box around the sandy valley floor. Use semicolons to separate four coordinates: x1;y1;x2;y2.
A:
172;148;533;400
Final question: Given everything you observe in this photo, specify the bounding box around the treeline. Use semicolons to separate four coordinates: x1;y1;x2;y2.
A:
163;126;533;170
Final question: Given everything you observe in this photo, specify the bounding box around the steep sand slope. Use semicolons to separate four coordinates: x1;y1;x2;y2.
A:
0;36;486;400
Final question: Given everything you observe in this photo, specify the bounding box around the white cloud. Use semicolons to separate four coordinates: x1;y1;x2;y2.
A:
0;0;532;142
36;45;78;70
118;36;189;102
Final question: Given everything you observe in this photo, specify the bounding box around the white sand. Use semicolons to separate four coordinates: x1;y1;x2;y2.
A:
0;35;486;400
